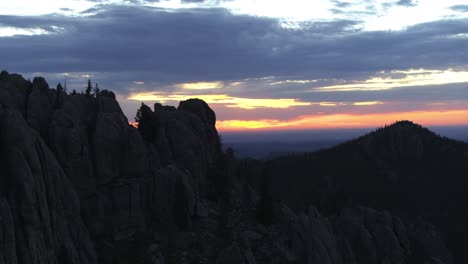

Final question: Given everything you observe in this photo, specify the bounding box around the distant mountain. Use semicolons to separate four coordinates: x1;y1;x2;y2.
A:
222;124;468;159
270;120;468;263
223;140;343;159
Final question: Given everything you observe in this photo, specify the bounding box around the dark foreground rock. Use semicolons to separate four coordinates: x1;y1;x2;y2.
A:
0;71;454;263
0;108;96;264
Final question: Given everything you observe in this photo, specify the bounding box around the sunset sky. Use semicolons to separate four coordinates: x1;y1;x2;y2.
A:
1;0;468;131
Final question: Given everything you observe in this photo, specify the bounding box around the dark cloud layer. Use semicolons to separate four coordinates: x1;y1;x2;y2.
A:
451;5;468;13
396;0;417;7
0;6;468;87
1;5;467;85
1;4;468;115
331;0;352;8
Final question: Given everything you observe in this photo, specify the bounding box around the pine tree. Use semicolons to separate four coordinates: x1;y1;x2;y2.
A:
85;79;92;97
135;103;157;142
94;83;100;97
63;76;67;94
56;83;64;93
55;83;64;109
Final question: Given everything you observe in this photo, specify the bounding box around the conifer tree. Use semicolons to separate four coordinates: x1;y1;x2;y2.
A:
56;83;64;93
94;83;100;97
85;79;92;97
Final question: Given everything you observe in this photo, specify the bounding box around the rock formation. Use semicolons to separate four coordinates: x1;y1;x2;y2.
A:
0;104;96;264
0;71;454;263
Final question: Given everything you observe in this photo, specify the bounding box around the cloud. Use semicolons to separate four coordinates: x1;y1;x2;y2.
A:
0;6;285;80
352;101;383;106
1;4;468;124
451;5;468;13
396;0;417;7
177;81;224;90
313;69;468;92
0;27;52;37
128;92;312;109
331;0;352;8
2;7;467;84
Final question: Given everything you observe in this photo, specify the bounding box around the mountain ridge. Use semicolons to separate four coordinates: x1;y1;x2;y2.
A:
0;71;462;264
269;120;468;263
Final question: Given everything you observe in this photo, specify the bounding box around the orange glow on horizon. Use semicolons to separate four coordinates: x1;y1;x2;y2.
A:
216;109;468;131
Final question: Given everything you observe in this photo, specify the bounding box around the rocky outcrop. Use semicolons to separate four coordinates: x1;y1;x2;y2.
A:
192;203;451;264
0;71;454;264
0;71;224;263
0;71;30;116
407;219;452;264
0;108;96;264
236;205;450;264
26;77;54;138
150;100;221;197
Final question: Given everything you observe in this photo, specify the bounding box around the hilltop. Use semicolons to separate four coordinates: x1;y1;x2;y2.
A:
270;120;468;263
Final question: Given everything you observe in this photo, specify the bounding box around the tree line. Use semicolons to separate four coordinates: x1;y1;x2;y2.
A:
55;79;101;97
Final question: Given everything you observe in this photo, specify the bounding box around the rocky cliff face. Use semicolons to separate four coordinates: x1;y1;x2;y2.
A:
0;103;96;264
0;71;222;263
0;71;452;264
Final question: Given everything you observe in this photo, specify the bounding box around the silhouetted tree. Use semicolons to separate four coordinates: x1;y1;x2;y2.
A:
94;83;100;97
134;104;144;123
71;89;77;95
225;147;235;160
85;79;92;97
55;83;64;109
56;83;64;93
135;103;157;142
63;76;67;94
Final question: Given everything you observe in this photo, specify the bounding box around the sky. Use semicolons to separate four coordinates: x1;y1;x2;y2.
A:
1;0;468;131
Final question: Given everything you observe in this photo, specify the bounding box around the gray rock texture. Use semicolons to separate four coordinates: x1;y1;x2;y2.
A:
0;109;96;264
0;72;222;263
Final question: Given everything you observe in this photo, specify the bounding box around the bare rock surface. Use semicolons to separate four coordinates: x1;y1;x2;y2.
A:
0;108;96;264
